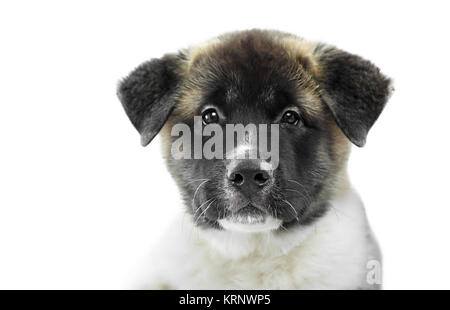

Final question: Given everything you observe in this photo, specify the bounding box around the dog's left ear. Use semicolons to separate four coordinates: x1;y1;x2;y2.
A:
117;54;183;146
313;47;393;147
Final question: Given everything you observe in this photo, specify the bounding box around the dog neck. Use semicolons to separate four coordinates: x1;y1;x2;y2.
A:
191;181;366;260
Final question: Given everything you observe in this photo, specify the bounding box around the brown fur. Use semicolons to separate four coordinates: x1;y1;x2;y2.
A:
174;30;326;120
161;30;352;200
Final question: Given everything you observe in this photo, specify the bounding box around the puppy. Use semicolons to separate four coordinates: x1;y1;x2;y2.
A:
118;30;392;289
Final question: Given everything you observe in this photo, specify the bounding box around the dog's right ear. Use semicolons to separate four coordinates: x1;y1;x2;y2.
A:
117;54;183;146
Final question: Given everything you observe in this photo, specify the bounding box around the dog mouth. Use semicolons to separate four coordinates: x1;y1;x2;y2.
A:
230;205;267;223
217;204;282;233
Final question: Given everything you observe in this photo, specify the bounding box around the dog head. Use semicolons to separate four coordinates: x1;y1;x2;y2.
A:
118;30;392;233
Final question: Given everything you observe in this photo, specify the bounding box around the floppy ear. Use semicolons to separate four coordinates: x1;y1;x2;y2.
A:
314;46;393;147
117;54;183;146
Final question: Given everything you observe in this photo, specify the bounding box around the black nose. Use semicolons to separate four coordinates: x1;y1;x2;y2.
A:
228;167;271;190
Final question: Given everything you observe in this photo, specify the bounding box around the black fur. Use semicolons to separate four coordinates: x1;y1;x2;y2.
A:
117;30;392;231
117;54;182;146
316;47;392;147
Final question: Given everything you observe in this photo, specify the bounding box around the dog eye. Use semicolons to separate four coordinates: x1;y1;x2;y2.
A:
202;108;219;125
281;110;301;125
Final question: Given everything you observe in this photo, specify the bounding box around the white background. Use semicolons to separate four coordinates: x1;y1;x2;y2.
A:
1;0;449;289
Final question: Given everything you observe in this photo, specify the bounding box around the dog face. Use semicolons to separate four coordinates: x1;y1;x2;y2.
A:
118;30;392;233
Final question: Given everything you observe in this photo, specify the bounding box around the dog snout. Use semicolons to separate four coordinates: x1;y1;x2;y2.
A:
229;169;269;187
227;161;272;195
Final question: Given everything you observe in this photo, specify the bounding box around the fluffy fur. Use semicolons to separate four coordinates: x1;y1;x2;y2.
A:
118;29;391;290
136;186;380;289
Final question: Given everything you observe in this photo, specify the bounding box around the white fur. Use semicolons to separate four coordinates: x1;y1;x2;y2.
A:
219;215;282;233
224;129;275;178
135;187;380;289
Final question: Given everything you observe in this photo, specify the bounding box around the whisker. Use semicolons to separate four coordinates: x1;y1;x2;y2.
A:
191;179;210;210
193;197;215;216
282;199;299;221
287;179;303;187
286;179;313;204
285;188;303;195
195;199;216;226
186;178;210;185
